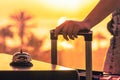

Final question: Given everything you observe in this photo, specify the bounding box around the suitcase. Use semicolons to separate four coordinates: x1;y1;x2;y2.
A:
50;29;93;80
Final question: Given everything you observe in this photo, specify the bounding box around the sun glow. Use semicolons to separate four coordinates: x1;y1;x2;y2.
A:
57;17;68;26
40;0;80;11
59;41;73;49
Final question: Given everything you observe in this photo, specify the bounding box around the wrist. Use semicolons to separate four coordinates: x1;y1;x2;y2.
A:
82;20;92;30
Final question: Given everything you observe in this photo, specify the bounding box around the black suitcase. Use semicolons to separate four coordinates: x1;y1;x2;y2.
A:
50;29;93;80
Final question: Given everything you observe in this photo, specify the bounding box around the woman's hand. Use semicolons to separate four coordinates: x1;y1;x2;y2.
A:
54;20;90;40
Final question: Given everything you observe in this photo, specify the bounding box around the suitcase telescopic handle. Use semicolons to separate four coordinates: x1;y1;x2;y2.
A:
50;29;92;80
50;29;92;41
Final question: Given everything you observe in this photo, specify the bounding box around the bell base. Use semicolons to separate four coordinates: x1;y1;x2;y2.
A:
10;61;33;68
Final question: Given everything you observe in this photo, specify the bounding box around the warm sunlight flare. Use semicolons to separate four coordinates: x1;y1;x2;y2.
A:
92;40;98;51
58;66;73;70
57;17;68;26
38;0;81;11
99;40;108;49
59;41;73;49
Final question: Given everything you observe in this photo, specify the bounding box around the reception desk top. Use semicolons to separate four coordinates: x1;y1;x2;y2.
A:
0;53;78;80
0;53;74;71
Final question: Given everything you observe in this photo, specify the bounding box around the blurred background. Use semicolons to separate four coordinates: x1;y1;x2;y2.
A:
0;0;112;71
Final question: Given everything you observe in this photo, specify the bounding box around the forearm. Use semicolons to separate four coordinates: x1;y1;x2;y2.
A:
83;0;120;29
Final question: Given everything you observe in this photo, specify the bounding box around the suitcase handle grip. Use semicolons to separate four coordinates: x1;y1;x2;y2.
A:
50;29;92;41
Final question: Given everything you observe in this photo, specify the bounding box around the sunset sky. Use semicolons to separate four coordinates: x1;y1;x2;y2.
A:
0;0;111;35
0;0;107;41
0;0;99;23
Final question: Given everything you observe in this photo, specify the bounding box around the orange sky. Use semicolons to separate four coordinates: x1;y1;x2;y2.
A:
1;0;108;40
0;0;111;29
0;0;98;18
0;0;111;35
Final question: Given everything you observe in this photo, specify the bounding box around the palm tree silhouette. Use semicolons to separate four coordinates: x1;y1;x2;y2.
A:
0;25;13;52
10;10;32;46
